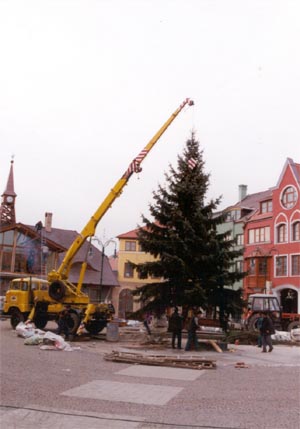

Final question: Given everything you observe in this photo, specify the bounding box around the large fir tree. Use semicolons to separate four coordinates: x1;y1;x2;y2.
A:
131;132;245;325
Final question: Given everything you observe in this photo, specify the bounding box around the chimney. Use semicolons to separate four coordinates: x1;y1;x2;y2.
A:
239;185;247;201
45;212;53;233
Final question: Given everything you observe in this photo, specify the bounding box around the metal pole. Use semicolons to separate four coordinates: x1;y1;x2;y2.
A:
99;245;104;302
93;237;117;303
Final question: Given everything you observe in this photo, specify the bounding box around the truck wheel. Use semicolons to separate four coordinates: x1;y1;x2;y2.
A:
66;311;81;335
49;281;66;301
85;320;107;335
287;320;300;332
248;314;261;332
10;309;24;329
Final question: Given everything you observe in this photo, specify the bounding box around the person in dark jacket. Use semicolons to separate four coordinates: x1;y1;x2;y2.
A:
143;313;152;335
168;307;183;349
260;312;275;353
57;305;72;340
185;309;201;351
256;312;264;347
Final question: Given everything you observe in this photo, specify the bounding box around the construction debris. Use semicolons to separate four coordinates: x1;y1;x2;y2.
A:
104;350;217;369
226;330;259;345
235;362;249;369
118;324;225;352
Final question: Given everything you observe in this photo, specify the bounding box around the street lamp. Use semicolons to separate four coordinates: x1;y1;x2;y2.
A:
92;237;117;302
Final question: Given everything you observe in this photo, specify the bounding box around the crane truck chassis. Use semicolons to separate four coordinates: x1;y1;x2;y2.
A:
4;98;194;335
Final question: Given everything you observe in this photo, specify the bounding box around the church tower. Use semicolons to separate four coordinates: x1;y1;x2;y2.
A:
0;158;17;225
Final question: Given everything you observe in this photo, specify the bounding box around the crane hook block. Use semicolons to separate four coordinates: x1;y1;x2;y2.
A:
188;99;194;106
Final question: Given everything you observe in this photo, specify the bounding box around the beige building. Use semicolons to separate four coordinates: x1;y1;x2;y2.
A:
112;227;161;318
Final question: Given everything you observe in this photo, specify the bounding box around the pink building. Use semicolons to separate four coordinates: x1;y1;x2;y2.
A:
244;158;300;313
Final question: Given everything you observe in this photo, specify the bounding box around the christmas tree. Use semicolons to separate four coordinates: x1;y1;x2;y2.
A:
131;132;245;326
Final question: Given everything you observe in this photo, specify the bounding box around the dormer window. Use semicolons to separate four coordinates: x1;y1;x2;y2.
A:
225;209;241;221
261;200;272;214
281;186;298;209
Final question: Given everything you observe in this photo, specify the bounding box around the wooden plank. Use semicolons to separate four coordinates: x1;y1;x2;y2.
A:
104;350;217;369
208;340;223;353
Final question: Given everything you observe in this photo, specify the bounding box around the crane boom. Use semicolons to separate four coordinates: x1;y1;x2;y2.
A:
48;98;194;282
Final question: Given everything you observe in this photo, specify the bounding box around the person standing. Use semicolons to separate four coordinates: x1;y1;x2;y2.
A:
57;305;71;340
185;309;201;351
260;312;275;353
143;313;152;335
256;312;264;347
168;307;183;349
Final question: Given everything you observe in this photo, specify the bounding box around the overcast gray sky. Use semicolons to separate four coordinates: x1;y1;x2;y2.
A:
1;1;299;250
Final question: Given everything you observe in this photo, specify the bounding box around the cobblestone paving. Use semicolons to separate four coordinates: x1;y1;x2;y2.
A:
1;320;299;428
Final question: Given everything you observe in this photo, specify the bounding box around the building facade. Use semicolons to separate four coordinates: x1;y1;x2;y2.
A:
243;158;300;312
112;228;161;318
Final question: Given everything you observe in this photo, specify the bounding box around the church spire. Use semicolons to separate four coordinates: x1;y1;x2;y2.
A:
0;157;17;225
4;157;16;196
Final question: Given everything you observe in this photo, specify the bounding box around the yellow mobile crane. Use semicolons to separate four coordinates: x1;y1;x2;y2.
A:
4;98;194;334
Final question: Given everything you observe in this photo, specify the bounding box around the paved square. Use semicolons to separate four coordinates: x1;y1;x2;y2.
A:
0;407;143;428
116;364;203;381
62;380;183;405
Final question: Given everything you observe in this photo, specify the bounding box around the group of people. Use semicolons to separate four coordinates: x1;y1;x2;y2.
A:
168;307;275;353
56;305;276;353
168;307;202;351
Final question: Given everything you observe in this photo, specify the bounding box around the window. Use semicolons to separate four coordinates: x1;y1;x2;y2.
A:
14;248;27;272
236;260;243;273
258;259;267;275
0;246;12;271
292;221;300;241
236;234;244;246
9;281;21;290
150;273;161;279
281;186;298;209
21;282;29;291
225;212;231;222
291;255;300;276
248;227;270;244
125;241;137;251
275;256;287;276
251;297;280;312
2;230;14;245
248;258;256;275
124;262;134;278
226;210;241;221
261;200;273;213
225;232;233;241
276;224;287;243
